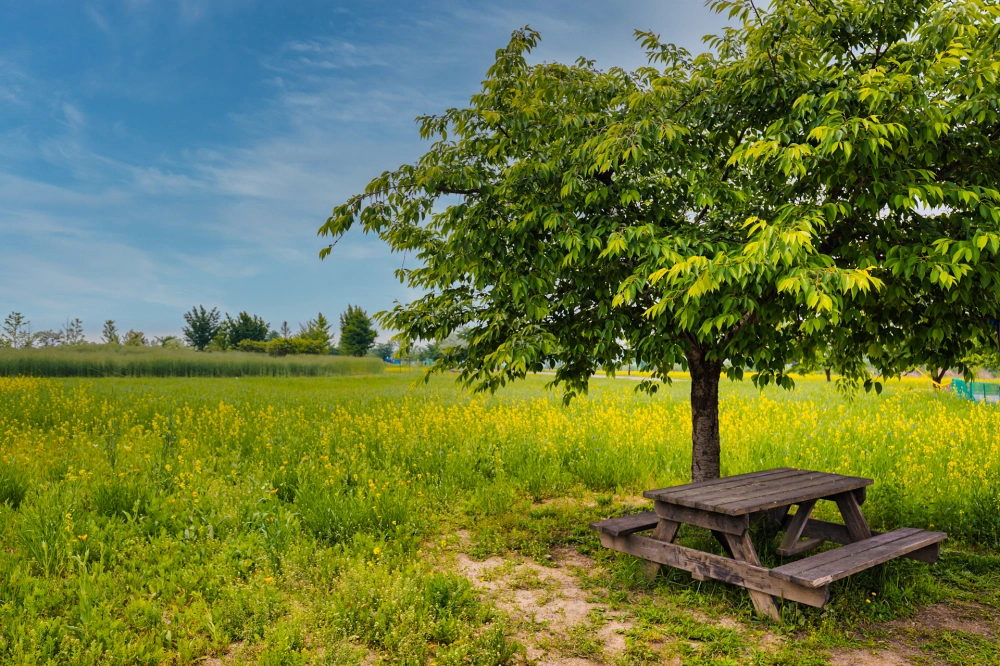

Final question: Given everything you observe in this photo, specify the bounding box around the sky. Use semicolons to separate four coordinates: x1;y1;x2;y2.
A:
0;1;728;341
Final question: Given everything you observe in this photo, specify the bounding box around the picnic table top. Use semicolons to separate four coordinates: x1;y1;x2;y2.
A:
642;467;873;516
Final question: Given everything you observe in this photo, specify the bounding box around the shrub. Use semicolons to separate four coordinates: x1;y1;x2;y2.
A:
266;338;296;357
237;340;268;354
291;338;327;355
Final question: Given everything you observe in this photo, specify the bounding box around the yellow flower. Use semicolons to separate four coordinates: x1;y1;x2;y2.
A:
78;534;88;541
264;577;274;583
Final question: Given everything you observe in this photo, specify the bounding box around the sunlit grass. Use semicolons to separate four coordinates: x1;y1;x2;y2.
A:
0;373;997;662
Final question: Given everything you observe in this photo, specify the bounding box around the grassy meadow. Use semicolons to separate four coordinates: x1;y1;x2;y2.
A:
1;373;998;665
0;345;384;378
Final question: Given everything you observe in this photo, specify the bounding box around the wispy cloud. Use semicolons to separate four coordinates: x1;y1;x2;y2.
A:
85;5;113;34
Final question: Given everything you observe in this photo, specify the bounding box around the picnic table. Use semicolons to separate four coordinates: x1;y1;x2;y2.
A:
590;468;946;620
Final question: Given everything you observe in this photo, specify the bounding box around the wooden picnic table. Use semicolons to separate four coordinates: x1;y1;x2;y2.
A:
590;468;946;620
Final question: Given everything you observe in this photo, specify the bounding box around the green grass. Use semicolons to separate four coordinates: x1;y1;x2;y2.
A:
0;344;384;377
0;373;996;664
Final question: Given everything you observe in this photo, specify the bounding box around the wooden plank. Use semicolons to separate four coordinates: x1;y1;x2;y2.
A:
714;474;872;513
777;537;825;557
772;529;918;579
677;469;822;505
659;471;855;515
720;531;780;621
833;491;872;543
777;500;818;557
599;532;829;608
713;475;873;515
852;486;867;506
770;529;948;588
649;469;810;505
642;519;680;580
653;501;750;536
800;519;943;564
589;511;659;537
643;468;797;501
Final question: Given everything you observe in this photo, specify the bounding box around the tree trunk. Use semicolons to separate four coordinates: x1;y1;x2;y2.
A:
932;367;947;388
687;347;723;482
824;367;831;382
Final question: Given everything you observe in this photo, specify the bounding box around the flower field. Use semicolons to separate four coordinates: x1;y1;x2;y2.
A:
1;374;998;664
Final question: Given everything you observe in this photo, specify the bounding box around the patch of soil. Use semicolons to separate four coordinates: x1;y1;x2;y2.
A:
455;547;630;663
889;600;996;638
827;648;913;666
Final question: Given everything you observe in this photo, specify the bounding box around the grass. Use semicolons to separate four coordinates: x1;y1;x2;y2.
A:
0;344;384;377
0;373;997;664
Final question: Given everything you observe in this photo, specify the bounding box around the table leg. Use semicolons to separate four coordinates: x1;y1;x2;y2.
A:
777;500;820;556
719;531;781;621
832;491;872;543
642;519;679;580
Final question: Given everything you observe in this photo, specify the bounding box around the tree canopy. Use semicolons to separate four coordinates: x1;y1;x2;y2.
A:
183;306;221;351
338;306;378;357
319;0;1000;480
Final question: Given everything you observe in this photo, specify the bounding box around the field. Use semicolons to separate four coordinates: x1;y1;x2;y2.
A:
1;373;998;665
0;346;384;378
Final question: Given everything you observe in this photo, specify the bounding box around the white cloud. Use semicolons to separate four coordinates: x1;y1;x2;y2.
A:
85;5;113;34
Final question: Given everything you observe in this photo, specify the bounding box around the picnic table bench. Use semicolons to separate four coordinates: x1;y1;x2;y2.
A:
590;468;946;620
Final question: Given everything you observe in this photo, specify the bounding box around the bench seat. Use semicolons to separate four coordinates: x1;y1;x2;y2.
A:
769;528;947;588
589;511;659;537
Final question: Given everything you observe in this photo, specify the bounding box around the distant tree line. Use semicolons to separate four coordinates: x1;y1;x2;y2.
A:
0;305;385;359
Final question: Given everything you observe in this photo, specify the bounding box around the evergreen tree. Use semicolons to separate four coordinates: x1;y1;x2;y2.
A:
1;312;33;349
298;313;333;351
102;320;120;345
338;305;377;357
279;321;292;339
183;306;221;351
62;318;85;345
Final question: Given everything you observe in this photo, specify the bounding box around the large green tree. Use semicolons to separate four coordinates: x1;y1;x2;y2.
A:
319;0;1000;481
224;312;270;347
298;312;333;352
338;306;378;357
183;306;221;351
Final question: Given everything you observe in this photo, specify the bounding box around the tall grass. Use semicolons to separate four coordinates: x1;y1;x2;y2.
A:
0;344;384;377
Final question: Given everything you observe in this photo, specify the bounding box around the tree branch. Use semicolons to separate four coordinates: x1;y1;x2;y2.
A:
748;0;779;76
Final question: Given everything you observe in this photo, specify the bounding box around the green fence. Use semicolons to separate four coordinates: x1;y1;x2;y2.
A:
951;378;1000;403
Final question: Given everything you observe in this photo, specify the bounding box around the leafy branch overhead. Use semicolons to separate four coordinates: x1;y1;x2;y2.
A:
319;0;1000;407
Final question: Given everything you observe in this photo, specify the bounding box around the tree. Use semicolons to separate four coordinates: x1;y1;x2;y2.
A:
369;341;397;360
62;318;85;345
183;306;221;351
224;312;270;347
319;4;1000;481
154;335;184;348
102;320;121;345
338;305;378;357
1;312;33;349
34;330;63;347
298;313;333;351
280;321;293;339
123;330;148;347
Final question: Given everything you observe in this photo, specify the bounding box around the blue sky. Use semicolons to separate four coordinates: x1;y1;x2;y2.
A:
1;1;726;341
